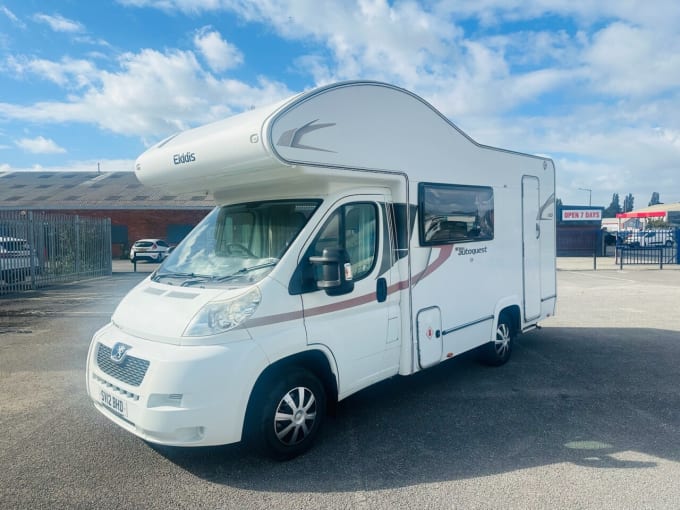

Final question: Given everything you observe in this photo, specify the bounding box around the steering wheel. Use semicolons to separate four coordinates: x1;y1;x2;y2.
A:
225;243;256;257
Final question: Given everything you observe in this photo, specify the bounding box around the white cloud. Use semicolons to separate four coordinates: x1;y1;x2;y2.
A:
0;47;292;139
122;0;461;88
236;0;461;89
193;27;243;72
6;56;98;88
1;6;25;28
15;136;67;154
0;158;135;173
33;13;85;33
473;104;680;207
583;23;680;97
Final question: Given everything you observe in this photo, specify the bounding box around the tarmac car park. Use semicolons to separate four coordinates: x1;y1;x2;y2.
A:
3;263;680;509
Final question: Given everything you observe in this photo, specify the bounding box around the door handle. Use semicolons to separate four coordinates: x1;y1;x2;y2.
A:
376;277;387;303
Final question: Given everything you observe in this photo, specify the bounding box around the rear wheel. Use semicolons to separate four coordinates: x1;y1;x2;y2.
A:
250;368;326;460
480;314;515;366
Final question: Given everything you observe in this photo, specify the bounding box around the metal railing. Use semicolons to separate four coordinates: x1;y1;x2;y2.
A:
615;229;679;269
0;210;111;294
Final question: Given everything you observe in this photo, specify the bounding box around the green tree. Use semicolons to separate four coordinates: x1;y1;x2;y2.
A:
623;193;634;213
647;218;670;229
603;193;621;218
648;192;661;206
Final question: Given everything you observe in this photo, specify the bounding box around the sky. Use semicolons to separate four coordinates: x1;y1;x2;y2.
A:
1;0;679;209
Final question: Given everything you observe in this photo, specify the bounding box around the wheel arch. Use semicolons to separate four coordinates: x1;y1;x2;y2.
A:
492;300;521;341
242;348;339;440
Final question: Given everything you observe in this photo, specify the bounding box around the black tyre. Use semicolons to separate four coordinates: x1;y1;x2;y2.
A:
251;368;326;460
480;313;515;366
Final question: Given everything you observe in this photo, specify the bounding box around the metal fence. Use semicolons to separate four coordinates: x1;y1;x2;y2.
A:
0;210;111;295
614;228;679;268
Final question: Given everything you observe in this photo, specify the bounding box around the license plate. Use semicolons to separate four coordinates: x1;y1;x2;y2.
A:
100;388;127;417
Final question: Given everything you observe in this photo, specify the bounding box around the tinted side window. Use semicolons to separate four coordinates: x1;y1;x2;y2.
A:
390;203;417;260
419;183;494;245
290;202;378;295
312;203;377;281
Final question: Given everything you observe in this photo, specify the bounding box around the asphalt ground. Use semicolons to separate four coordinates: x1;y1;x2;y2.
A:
1;262;680;509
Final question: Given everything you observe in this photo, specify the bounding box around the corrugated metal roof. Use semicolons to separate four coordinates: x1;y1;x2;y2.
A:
630;202;680;214
0;171;215;210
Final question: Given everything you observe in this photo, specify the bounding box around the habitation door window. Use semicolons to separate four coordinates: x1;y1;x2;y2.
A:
419;183;494;245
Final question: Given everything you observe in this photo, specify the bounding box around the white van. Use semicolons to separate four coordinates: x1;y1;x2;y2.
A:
86;81;556;459
623;229;674;247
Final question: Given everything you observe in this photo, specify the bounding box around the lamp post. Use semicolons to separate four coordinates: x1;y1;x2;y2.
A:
578;187;592;206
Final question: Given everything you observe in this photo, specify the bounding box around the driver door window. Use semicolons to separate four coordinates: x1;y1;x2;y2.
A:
312;203;378;282
291;202;378;294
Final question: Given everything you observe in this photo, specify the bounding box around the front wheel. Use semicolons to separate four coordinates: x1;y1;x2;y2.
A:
480;314;515;366
250;368;326;460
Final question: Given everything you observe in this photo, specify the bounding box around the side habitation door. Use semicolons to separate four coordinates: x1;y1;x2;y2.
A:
522;175;541;321
292;194;401;397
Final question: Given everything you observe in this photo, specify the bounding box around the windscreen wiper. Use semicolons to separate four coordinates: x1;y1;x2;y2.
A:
212;260;278;283
151;271;209;285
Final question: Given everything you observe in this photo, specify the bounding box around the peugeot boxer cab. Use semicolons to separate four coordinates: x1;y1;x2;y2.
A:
87;191;396;458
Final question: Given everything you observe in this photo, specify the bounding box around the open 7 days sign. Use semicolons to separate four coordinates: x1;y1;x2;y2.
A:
562;209;602;221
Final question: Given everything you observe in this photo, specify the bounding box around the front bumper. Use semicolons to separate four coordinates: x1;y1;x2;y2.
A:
86;323;268;446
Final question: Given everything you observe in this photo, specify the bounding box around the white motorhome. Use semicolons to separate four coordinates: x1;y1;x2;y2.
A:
86;81;556;459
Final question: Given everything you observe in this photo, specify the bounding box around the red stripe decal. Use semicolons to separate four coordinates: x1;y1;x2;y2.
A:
246;245;454;328
242;310;304;328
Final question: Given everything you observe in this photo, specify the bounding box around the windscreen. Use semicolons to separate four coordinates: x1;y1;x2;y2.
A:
154;200;320;286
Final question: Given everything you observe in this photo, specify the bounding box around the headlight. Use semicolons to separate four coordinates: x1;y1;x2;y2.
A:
183;287;261;337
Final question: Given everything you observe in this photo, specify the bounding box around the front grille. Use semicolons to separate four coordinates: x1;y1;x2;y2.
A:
96;343;150;387
93;373;140;401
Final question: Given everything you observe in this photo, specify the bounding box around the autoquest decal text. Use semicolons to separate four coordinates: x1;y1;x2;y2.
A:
455;246;488;256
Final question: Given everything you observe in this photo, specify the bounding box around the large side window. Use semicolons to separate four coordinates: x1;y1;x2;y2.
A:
419;183;494;245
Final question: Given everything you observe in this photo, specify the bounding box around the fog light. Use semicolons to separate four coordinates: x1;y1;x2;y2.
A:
147;393;183;408
174;426;204;442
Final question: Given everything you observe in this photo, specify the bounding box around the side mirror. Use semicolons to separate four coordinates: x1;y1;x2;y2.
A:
309;247;354;296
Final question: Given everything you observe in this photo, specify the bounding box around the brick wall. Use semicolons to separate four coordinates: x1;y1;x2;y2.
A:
54;208;211;258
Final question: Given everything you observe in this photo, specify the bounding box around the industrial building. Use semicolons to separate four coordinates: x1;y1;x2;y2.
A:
0;171;214;258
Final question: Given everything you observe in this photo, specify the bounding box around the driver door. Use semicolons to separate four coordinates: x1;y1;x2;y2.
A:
296;194;400;396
